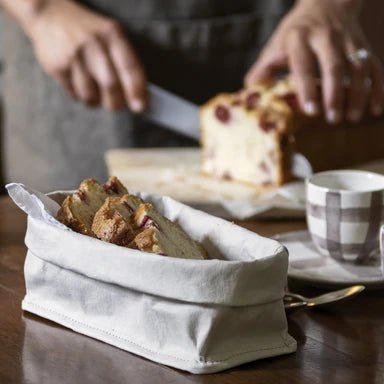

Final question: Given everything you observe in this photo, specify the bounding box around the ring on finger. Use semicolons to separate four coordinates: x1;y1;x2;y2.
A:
347;48;371;63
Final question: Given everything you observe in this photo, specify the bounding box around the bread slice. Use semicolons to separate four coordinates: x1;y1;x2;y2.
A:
130;203;206;259
57;176;128;237
104;176;129;195
129;227;167;254
57;177;207;259
119;194;145;212
92;195;138;246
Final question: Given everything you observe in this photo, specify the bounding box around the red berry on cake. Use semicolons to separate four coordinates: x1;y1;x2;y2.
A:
259;118;277;133
280;92;299;111
215;105;231;123
245;92;260;109
222;172;232;181
75;190;87;202
260;161;270;174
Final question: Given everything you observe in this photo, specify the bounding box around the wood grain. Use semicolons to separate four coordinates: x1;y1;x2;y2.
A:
0;196;383;384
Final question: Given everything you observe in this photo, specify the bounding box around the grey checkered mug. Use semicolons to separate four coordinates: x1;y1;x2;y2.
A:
306;170;384;264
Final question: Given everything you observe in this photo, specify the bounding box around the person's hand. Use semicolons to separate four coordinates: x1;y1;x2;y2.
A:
245;0;384;124
24;0;146;111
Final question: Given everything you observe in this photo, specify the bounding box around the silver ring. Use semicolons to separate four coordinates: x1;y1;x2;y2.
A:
348;48;371;62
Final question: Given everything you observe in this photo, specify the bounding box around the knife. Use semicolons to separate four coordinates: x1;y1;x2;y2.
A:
144;83;313;179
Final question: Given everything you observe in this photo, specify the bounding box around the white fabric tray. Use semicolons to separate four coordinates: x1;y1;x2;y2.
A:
7;183;296;374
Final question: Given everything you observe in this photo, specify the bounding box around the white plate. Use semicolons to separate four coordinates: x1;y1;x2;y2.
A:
275;230;384;289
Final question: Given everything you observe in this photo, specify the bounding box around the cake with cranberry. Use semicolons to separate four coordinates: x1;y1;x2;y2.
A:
57;176;128;237
200;77;300;188
58;177;207;259
130;203;206;259
91;195;143;246
201;76;384;187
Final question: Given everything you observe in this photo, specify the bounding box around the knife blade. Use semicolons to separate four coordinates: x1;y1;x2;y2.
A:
144;83;313;179
145;84;200;141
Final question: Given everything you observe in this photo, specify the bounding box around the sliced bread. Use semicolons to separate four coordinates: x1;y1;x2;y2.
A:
57;177;128;237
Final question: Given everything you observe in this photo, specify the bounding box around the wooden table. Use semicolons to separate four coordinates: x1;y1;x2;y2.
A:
0;196;383;384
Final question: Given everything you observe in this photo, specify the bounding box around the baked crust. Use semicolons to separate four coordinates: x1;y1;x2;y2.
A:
57;177;207;259
92;195;137;246
131;203;207;259
57;177;128;237
129;227;163;253
104;176;129;195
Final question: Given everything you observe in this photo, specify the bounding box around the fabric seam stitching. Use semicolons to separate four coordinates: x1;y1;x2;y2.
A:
23;299;295;366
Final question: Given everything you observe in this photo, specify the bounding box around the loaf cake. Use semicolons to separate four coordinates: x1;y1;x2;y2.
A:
200;77;299;188
200;76;384;188
58;177;206;260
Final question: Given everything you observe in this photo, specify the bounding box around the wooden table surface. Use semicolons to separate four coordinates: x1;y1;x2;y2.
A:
0;196;383;384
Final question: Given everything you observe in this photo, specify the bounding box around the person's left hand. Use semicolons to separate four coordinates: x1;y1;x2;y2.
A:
245;0;384;124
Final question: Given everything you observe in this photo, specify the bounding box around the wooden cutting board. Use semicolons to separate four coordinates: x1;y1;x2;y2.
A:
105;148;312;219
105;148;265;204
105;148;384;219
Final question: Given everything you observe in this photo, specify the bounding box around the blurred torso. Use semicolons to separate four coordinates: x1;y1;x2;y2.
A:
0;0;292;190
81;0;293;101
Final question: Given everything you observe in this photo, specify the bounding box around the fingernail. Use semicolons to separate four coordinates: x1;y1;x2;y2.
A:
347;109;362;123
372;103;383;117
130;99;144;113
326;109;341;125
303;101;319;116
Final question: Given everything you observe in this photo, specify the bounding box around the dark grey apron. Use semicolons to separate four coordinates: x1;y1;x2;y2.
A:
0;0;292;191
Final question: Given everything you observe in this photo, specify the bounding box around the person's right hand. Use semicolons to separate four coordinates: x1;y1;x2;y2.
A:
245;0;384;124
24;0;146;111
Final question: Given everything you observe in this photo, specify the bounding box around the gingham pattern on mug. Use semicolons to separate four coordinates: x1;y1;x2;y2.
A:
306;187;384;264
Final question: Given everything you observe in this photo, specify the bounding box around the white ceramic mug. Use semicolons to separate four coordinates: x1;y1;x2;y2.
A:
306;170;384;264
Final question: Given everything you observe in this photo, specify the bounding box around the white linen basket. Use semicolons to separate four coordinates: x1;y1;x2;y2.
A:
8;183;296;374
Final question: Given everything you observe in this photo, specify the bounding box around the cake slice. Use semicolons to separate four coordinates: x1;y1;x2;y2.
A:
91;193;145;246
130;203;206;259
58;177;207;259
91;195;140;246
130;227;168;255
57;176;128;237
103;176;129;195
119;194;145;212
129;225;205;260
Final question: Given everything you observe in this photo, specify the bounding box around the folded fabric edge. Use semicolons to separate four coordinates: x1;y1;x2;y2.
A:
26;215;287;269
21;299;297;375
26;215;288;307
26;247;287;308
33;189;286;269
